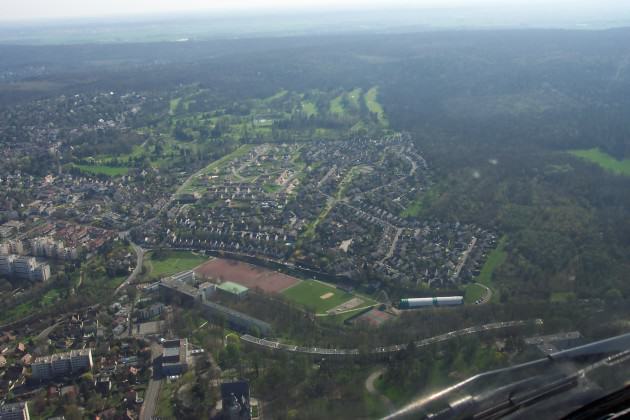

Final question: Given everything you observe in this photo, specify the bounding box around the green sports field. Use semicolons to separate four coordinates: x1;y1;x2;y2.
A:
145;250;208;278
70;163;130;176
282;280;354;313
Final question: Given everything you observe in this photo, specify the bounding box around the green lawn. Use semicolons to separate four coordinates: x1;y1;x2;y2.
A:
70;163;129;176
347;88;362;109
265;89;288;102
0;301;33;323
263;183;282;194
476;236;507;302
156;379;177;418
301;101;318;117
550;291;576;303
401;199;423;218
41;288;62;306
169;97;182;114
464;283;486;304
330;94;346;115
364;86;388;126
282;280;354;314
569;148;630;176
146;250;208;278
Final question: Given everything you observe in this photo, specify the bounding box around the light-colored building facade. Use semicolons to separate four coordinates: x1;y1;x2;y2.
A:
0;254;51;282
31;349;93;381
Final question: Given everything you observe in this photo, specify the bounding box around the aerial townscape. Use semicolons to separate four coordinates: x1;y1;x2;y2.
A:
2;7;630;420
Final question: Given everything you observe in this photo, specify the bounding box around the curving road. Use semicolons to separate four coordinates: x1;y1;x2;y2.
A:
241;319;543;357
475;282;493;304
366;368;395;414
115;241;145;295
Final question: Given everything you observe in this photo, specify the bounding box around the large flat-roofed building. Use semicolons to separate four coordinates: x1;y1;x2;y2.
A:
159;273;271;335
161;338;189;376
170;270;195;285
159;278;199;306
31;349;93;381
0;254;15;275
0;254;50;282
217;281;248;299
11;256;37;279
32;264;51;282
0;402;30;420
6;240;24;256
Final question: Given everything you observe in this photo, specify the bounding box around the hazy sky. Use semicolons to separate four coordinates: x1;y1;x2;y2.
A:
0;0;598;22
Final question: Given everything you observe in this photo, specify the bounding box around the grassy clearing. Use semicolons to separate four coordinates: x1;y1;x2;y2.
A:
301;101;318;117
282;280;353;314
41;288;62;306
476;236;507;302
464;283;486;304
169;97;182;114
263;183;281;194
364;86;388;126
550;291;576;303
569;148;630;176
156;379;176;418
0;301;33;323
70;164;129;176
330;94;346;115
347;88;362;109
401;199;423;218
145;250;208;278
265;89;288;102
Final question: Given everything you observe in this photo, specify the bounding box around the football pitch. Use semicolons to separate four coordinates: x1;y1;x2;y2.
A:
282;280;353;314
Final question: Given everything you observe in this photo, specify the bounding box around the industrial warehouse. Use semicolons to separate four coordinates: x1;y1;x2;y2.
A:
398;296;464;309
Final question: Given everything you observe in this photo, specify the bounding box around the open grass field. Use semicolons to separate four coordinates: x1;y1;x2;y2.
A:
401;199;423;218
70;163;129;176
330;93;346;115
282;280;354;314
464;283;486;304
476;236;507;302
569;148;630;176
146;250;208;278
364;86;388;126
348;88;362;109
301;100;318;117
169;97;182;114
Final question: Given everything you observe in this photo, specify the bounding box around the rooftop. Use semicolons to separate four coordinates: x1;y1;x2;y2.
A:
217;281;248;295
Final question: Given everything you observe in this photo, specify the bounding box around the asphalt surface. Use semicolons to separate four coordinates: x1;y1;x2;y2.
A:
115;241;144;295
140;342;163;420
366;367;395;414
474;282;493;304
241;319;543;357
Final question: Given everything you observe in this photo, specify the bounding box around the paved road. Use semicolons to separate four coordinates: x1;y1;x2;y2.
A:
115;241;145;295
381;228;402;263
35;320;62;342
474;282;493;304
242;319;543;357
365;368;395;414
140;342;163;420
